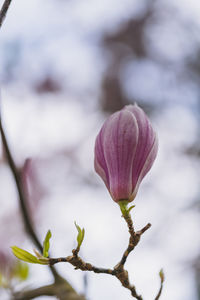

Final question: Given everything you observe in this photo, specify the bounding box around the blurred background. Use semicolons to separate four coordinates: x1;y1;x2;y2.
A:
0;0;200;299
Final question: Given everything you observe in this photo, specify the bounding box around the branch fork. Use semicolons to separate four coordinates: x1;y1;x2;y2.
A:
48;213;157;300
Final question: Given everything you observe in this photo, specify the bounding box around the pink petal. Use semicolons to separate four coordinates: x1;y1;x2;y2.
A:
124;104;158;195
102;110;138;201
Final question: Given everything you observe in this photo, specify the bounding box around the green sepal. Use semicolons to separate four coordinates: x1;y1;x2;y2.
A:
118;200;135;217
119;200;128;216
127;205;135;214
74;222;85;249
43;230;52;258
11;246;48;265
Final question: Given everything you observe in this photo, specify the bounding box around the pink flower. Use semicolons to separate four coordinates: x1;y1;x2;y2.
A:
94;104;158;202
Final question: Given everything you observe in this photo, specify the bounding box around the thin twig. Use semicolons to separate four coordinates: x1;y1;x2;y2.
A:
119;214;151;266
50;256;114;274
155;283;163;300
49;253;142;300
155;270;164;300
0;0;12;28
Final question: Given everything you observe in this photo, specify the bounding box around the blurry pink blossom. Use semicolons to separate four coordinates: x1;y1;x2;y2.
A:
21;158;46;220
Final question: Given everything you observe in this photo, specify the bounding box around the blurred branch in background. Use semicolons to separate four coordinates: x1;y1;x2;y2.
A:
0;113;43;253
0;0;12;28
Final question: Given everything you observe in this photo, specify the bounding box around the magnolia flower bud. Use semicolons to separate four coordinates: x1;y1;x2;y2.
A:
94;104;158;202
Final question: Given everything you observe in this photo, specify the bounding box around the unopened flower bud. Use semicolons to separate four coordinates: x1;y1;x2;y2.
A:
94;104;158;202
